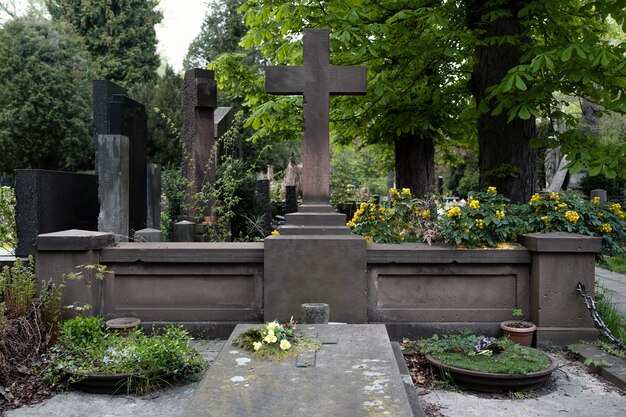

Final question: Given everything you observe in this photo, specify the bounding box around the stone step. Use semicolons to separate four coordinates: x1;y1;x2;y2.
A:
278;224;353;235
182;324;420;417
285;212;347;226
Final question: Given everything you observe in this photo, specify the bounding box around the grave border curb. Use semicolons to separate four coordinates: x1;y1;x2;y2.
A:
572;344;626;391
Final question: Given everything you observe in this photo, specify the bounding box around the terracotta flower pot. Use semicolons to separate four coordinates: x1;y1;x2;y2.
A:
500;320;536;347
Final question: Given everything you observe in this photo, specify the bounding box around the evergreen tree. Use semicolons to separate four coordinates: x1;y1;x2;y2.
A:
0;16;93;173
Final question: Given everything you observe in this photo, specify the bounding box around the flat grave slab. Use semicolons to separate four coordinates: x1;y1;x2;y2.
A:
183;324;415;417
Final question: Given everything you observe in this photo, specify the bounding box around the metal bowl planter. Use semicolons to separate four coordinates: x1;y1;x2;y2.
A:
500;320;536;347
425;350;558;392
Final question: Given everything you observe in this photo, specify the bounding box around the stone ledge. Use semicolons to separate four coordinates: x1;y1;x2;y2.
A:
100;242;265;263
36;229;115;251
573;344;626;391
367;243;531;264
519;232;601;253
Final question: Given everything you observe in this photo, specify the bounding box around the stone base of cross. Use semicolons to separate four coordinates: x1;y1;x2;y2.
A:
265;29;367;234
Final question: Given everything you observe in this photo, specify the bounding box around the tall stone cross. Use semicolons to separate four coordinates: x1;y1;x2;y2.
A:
266;29;367;206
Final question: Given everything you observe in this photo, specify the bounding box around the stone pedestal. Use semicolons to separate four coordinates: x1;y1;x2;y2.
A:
279;204;351;235
134;228;162;242
36;229;116;317
173;220;195;242
97;134;129;241
519;232;601;346
264;234;367;323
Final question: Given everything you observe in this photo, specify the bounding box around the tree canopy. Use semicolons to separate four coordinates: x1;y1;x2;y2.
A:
0;16;93;172
45;0;162;88
211;0;626;201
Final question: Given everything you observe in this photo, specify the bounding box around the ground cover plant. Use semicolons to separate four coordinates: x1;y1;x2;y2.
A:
46;317;207;393
402;331;549;375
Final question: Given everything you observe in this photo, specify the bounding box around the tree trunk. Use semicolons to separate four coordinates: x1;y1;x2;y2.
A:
467;0;536;203
394;133;434;197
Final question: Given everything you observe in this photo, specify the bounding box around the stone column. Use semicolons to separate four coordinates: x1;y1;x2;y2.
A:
97;134;129;241
146;163;161;229
36;230;116;317
519;232;601;346
256;179;272;235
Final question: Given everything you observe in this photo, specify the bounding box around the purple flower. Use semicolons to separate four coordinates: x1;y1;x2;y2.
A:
474;337;492;352
103;355;110;364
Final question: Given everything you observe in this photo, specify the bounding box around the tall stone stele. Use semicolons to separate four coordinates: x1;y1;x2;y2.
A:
264;29;369;324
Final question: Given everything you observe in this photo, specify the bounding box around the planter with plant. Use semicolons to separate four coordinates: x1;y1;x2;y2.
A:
46;316;207;394
500;308;536;347
402;331;556;392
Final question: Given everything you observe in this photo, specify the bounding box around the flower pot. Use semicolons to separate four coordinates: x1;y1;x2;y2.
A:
500;321;536;347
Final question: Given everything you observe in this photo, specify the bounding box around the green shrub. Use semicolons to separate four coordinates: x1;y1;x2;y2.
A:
0;186;16;252
0;257;36;318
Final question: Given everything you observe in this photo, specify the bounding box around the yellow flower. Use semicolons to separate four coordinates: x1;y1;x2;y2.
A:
598;212;604;217
271;230;279;235
346;221;356;228
550;192;560;201
565;210;579;224
541;215;550;224
599;223;612;233
264;330;277;344
401;188;412;197
365;236;373;244
469;199;480;210
267;321;279;331
279;339;291;351
253;341;262;351
610;203;622;213
496;210;505;220
592;196;600;206
389;188;400;197
419;209;430;218
446;206;461;218
378;207;386;213
487;186;497;194
530;193;543;202
475;219;485;229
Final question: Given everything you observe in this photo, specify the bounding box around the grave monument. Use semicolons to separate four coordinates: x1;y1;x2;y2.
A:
264;29;368;323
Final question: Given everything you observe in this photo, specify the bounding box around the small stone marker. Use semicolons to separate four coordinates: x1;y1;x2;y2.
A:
134;228;161;242
266;29;366;205
173;220;195;242
301;302;330;324
182;324;414;417
590;189;607;203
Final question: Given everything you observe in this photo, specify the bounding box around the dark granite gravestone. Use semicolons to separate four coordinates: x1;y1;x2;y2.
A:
14;169;98;257
182;324;416;417
181;69;217;219
256;179;271;235
266;28;367;234
93;80;127;143
285;185;298;214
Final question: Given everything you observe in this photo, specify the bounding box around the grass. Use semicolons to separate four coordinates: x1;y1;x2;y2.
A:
606;254;626;275
594;283;626;361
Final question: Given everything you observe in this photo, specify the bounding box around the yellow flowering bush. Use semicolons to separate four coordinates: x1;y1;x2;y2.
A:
439;187;522;247
348;188;438;244
523;191;625;256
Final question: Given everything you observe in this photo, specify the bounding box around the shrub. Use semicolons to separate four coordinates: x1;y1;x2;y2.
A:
0;186;16;252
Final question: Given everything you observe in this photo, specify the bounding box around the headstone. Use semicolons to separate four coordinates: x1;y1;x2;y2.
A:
14;170;99;257
214;106;233;140
146;163;161;230
181;69;217;219
97;134;130;241
173;220;195;242
109;94;148;232
285;185;298;214
266;29;367;234
134;228;162;242
590;189;608;203
547;155;569;192
256;179;272;234
92;80;127;143
182;324;415;417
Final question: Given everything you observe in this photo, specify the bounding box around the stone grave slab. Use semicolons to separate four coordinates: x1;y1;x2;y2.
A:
183;324;415;417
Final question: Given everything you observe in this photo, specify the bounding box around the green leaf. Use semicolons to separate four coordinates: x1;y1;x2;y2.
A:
514;75;527;91
588;165;602;176
518;105;531;120
561;46;573;62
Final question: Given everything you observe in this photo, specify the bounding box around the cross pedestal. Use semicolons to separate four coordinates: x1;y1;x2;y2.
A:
266;29;367;234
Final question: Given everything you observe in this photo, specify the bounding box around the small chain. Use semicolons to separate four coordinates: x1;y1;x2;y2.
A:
576;282;626;352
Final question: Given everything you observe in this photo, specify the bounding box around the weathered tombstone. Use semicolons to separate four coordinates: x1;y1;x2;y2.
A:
285;185;298;214
590;189;608;203
14;170;99;257
97;135;130;240
134;227;162;242
256;179;272;235
264;29;368;323
181;69;217;219
182;324;415;417
146;163;161;230
266;28;366;234
301;303;330;324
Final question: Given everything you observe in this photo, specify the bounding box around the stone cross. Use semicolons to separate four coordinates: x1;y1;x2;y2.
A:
181;69;217;218
266;29;367;205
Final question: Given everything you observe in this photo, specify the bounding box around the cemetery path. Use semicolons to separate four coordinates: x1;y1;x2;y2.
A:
5;338;625;417
596;267;626;314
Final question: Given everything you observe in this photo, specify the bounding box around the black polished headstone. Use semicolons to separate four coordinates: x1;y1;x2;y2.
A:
15;169;98;257
256;179;271;234
285;185;298;214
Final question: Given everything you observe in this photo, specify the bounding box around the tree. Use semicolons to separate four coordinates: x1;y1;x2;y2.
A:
212;1;476;197
130;66;184;167
46;0;162;88
0;16;93;172
184;0;248;70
